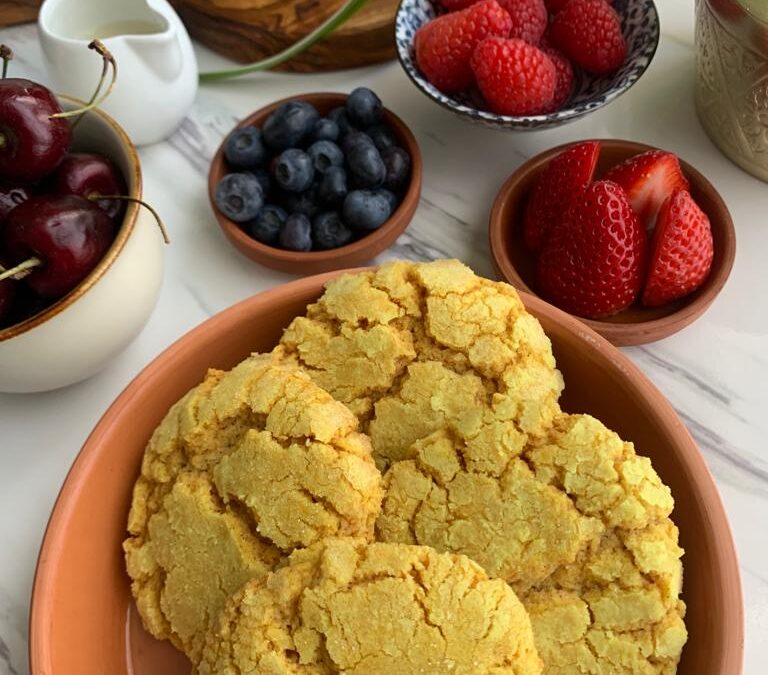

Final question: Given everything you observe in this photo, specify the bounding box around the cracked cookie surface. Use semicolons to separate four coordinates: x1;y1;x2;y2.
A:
277;259;564;470
124;354;383;661
377;414;687;673
521;414;688;674
196;538;543;675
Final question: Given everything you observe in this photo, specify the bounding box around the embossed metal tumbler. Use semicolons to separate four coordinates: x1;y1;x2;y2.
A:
695;0;768;182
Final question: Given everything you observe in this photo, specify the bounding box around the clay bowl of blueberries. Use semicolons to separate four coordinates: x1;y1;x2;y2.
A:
489;139;736;346
209;89;422;275
0;45;165;393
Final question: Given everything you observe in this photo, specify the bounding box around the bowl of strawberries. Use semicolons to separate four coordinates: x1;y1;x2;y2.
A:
395;0;659;129
489;139;736;345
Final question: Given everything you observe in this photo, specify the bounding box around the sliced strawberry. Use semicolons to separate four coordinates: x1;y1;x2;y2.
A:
603;150;690;231
642;190;714;307
537;180;647;318
523;140;600;252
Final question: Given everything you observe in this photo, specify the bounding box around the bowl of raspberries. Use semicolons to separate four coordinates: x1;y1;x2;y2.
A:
209;90;422;275
395;0;659;129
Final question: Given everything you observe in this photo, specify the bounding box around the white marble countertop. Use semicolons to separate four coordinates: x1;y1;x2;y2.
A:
0;1;766;673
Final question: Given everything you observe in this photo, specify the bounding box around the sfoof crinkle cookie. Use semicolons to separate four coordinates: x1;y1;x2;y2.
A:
196;538;543;675
278;259;563;469
521;414;688;674
124;353;383;661
375;426;603;590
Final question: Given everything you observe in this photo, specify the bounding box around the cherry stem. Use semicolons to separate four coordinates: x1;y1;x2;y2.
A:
0;45;12;79
50;40;117;122
93;195;170;244
0;257;42;282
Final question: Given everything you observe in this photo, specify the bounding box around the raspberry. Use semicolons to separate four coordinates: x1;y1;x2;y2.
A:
550;0;627;75
504;0;548;44
545;0;612;12
471;37;556;115
538;47;574;112
415;1;513;94
440;0;480;9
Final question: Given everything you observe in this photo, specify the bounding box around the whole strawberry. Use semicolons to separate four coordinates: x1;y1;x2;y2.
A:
642;190;714;307
415;0;513;94
550;0;627;75
505;0;548;44
537;180;647;318
471;37;556;115
524;140;600;252
539;46;574;112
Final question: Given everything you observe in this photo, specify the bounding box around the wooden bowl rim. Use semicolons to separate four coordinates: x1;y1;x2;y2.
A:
489;139;737;345
208;92;422;266
28;268;744;674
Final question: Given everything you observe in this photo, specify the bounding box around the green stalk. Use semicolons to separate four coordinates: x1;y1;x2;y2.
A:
199;0;369;82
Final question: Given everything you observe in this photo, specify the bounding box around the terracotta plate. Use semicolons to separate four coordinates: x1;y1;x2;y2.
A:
29;270;744;674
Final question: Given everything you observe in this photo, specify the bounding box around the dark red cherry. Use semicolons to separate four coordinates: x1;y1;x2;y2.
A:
50;153;126;220
2;194;114;299
0;78;71;184
0;181;34;221
0;277;14;324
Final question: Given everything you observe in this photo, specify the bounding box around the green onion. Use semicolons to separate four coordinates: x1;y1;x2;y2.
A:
199;0;370;83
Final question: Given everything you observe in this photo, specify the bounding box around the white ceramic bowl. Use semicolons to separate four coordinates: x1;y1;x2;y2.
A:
0;99;164;393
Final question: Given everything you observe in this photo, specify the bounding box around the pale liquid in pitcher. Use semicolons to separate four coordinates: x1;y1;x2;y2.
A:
77;19;163;39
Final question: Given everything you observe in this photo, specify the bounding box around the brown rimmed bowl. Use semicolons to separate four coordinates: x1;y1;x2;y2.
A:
489;139;737;346
29;268;742;675
0;97;165;393
208;93;422;275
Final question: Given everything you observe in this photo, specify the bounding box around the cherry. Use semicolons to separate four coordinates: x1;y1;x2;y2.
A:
50;153;126;220
0;181;33;221
0;276;14;324
0;79;71;184
0;194;114;299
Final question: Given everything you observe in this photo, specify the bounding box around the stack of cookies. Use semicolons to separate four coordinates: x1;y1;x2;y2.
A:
124;260;688;674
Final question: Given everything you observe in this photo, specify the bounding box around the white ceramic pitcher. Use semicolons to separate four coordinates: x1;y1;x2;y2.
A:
38;0;198;145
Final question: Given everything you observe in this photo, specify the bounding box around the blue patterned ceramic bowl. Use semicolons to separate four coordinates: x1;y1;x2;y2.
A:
395;0;660;130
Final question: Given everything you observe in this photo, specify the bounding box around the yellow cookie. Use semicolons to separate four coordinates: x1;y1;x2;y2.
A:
124;353;383;661
278;259;563;470
521;414;688;674
376;426;603;591
196;538;543;675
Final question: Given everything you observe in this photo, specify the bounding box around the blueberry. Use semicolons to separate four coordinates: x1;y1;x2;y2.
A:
279;213;313;251
224;126;267;168
273;149;315;192
247;204;286;246
214;173;264;223
342;190;392;231
283;189;321;219
346;87;384;128
327;106;357;138
377;188;399;214
340;131;374;155
365;124;397;152
313;211;354;250
346;143;386;189
310;118;340;143
307;140;344;175
247;167;271;196
263;101;319;151
317;166;348;205
381;146;412;191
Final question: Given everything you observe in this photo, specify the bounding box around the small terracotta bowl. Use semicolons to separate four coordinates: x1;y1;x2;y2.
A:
208;93;422;275
489;139;736;346
28;269;742;674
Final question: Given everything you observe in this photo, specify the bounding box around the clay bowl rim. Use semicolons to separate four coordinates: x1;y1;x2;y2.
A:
0;95;142;343
28;267;743;674
489;139;737;346
208;92;423;271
